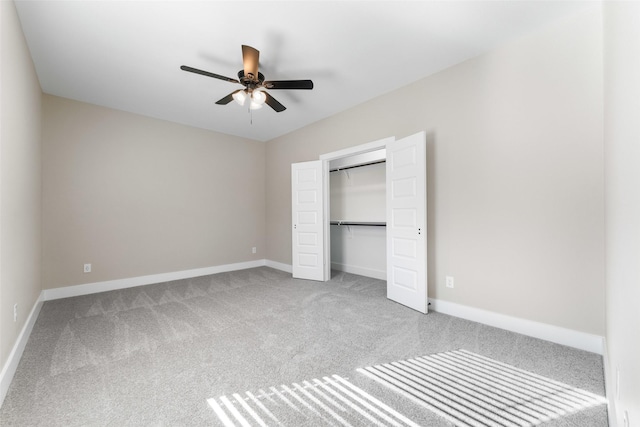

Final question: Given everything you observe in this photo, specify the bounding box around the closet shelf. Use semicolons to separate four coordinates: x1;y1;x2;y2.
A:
330;221;386;227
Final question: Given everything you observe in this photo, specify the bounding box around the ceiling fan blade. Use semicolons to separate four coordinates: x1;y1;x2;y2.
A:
180;65;239;84
215;90;242;105
264;92;286;112
242;45;260;79
264;80;314;90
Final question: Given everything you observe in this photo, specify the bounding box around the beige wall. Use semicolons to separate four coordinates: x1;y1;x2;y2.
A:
604;2;640;425
5;1;639;417
266;6;605;335
2;0;624;410
0;0;43;370
42;95;265;289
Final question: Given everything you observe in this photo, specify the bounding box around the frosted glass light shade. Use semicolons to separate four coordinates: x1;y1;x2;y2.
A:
252;89;266;105
232;90;247;106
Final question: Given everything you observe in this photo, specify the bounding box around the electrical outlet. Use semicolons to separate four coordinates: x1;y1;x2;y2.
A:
13;304;18;322
252;247;257;254
84;263;91;273
446;276;454;288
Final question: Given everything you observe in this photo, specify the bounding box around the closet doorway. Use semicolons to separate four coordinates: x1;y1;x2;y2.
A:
292;132;427;313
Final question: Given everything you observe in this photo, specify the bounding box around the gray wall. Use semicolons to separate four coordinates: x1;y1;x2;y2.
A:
604;2;640;425
266;6;605;336
0;0;42;373
42;95;266;289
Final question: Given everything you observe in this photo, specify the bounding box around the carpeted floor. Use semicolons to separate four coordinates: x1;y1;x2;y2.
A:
0;267;607;426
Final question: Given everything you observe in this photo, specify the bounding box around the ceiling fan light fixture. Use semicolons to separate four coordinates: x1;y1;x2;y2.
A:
232;90;247;106
181;44;313;114
251;89;266;105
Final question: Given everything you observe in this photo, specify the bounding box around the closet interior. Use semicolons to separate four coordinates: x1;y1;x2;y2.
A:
329;148;387;280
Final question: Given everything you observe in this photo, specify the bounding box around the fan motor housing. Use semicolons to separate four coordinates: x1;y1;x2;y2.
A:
238;70;265;87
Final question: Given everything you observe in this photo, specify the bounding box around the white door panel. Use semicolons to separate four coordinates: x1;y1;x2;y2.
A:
386;132;427;313
292;160;325;281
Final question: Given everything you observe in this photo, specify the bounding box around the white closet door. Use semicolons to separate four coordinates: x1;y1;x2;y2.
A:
292;160;325;281
386;132;427;313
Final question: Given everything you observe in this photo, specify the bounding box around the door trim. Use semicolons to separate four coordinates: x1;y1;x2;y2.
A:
319;137;395;281
318;137;393;162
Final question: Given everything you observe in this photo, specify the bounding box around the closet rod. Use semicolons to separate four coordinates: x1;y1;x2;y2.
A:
329;159;385;172
330;221;386;227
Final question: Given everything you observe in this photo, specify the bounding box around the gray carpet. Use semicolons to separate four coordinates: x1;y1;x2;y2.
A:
0;267;607;426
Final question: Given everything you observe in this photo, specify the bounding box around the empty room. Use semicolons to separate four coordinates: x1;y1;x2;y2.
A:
1;1;638;426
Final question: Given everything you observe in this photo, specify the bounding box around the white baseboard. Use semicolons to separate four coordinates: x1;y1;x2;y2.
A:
429;298;604;355
43;259;267;301
331;262;386;280
265;259;292;273
0;292;44;407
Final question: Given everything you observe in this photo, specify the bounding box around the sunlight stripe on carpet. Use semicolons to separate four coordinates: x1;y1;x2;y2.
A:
207;375;421;427
357;349;607;427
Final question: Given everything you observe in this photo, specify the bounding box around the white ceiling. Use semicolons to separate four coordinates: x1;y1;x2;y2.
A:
15;1;593;142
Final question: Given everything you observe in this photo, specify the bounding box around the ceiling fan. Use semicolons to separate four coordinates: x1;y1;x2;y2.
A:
181;45;313;113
